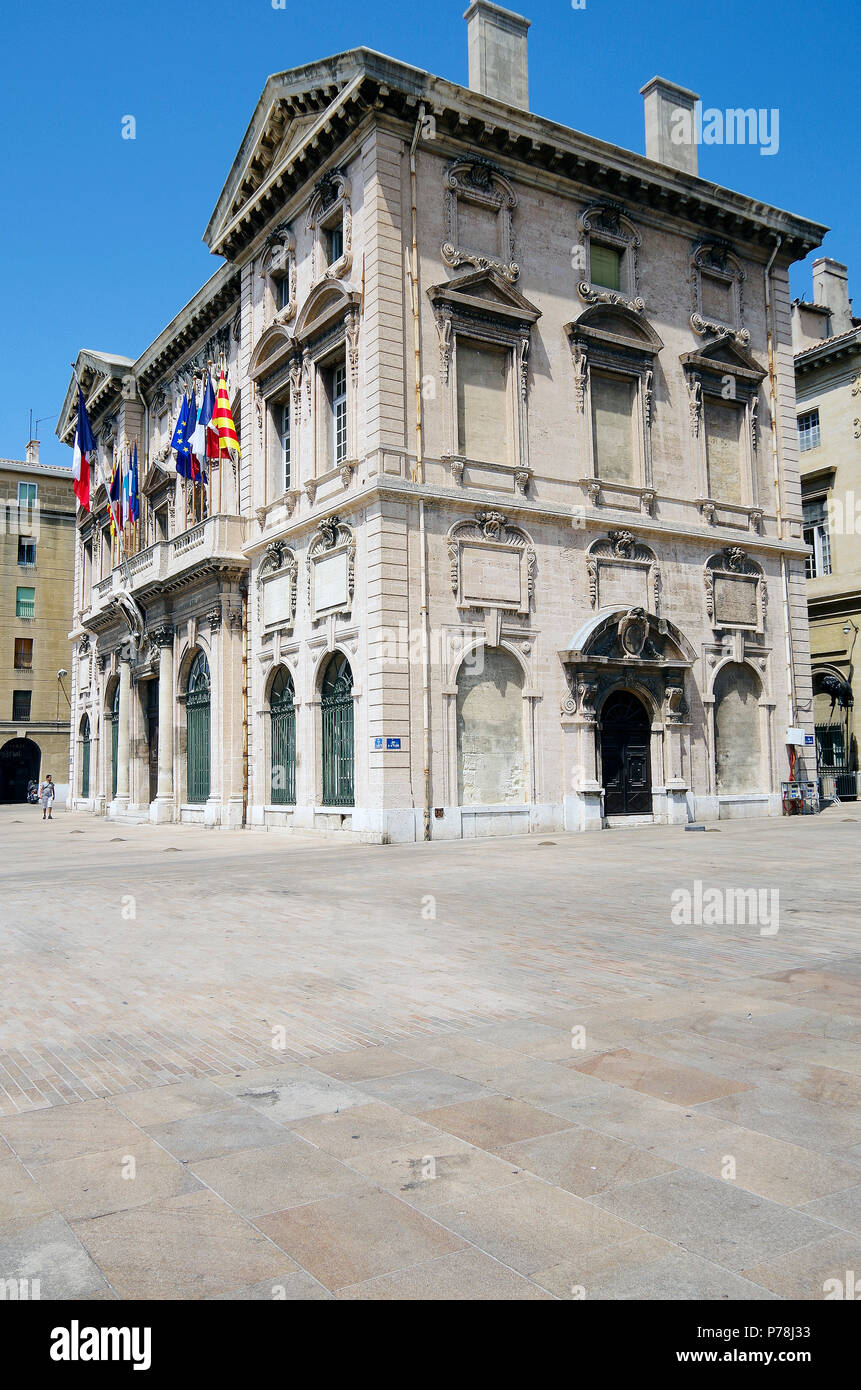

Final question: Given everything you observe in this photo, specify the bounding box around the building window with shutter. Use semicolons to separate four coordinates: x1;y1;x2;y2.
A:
14;638;33;669
803;496;832;578
12;690;31;721
798;409;821;452
704;396;744;505
589;242;622;292
16;587;35;619
590;371;636;484
456;340;511;465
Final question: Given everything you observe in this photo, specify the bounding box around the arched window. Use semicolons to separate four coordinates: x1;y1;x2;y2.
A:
714;663;762;794
110;683;120;800
456;647;525;805
321;653;354;806
269;667;296;805
186;651;211;804
79;714;91;798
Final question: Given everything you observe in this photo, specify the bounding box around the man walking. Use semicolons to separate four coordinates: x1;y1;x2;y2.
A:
39;773;55;821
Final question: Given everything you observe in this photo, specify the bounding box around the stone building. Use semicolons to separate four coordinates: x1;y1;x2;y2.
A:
0;444;75;803
58;4;824;839
793;258;861;799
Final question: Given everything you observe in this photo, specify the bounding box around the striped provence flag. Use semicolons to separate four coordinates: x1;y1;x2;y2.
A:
212;372;240;458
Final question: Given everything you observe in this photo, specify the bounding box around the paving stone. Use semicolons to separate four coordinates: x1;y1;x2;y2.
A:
500;1125;678;1197
190;1139;371;1217
258;1188;466;1290
146;1107;291;1163
421;1096;571;1152
590;1169;832;1270
337;1247;554;1300
31;1142;201;1221
71;1189;292;1300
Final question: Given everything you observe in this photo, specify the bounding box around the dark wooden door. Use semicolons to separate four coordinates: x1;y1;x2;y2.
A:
601;691;652;815
146;680;159;804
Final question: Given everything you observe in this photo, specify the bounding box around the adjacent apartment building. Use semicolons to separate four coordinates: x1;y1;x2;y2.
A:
57;4;824;840
0;443;75;803
793;258;861;799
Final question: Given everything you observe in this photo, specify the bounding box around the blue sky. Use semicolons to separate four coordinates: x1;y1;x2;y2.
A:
3;0;858;468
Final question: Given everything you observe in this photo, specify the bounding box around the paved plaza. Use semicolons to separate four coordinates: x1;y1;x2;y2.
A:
1;805;860;1300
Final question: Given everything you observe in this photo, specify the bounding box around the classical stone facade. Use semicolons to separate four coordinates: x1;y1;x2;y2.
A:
58;6;823;839
793;258;861;799
0;446;75;803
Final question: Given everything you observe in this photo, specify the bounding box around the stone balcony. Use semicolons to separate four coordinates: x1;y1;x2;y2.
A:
83;514;249;625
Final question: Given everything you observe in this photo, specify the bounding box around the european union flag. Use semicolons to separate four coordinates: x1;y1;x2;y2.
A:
172;393;195;478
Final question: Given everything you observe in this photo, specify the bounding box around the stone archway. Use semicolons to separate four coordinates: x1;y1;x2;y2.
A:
0;737;41;803
599;690;652;815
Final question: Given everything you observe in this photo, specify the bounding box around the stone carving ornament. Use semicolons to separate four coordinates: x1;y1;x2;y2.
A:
441;159;519;282
577;203;643;313
447;511;536;609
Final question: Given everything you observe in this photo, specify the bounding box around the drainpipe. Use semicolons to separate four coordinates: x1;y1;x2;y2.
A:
764;235;797;730
410;104;432;841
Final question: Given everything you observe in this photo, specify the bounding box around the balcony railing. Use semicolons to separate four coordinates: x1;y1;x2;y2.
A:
15;601;35;619
85;515;248;615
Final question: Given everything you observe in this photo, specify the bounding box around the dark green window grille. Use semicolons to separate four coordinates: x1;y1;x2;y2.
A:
110;683;120;799
186;650;211;804
321;652;354;807
80;715;90;798
269;666;296;805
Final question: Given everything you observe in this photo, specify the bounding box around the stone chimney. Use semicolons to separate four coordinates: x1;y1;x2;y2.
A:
640;76;699;177
464;1;530;111
25;439;40;466
812;258;854;336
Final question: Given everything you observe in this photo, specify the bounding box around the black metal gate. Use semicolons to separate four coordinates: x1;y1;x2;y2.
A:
186;651;211;804
321;653;354;807
270;668;296;805
816;723;856;800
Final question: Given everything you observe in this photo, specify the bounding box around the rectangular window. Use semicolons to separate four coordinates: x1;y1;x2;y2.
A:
12;690;31;721
17;482;37;506
705;397;744;504
798;409;821;452
591;371;635;483
590;243;622;292
456;340;510;464
803;496;832;578
325;219;344;266
327;361;347;467
16;586;35;619
14;638;33;669
17;536;36;566
280;400;292;491
277;275;291;311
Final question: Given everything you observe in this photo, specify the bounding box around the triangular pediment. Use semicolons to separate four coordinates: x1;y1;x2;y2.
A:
427;268;541;323
204;54;369;256
681;335;766;380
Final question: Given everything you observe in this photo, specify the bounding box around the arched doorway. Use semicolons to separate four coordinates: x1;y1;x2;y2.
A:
79;715;91;798
269;667;296;804
600;690;652;815
109;682;120;799
714;663;762;794
0;737;41;803
185;651;211;804
321;653;354;806
456;647;525;805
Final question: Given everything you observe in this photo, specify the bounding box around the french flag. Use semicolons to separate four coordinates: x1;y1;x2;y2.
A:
72;386;96;512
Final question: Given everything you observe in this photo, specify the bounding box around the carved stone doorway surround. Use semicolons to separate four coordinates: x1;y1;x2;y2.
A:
558;607;695;830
